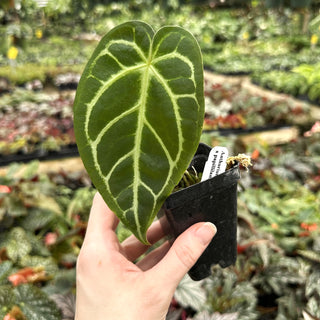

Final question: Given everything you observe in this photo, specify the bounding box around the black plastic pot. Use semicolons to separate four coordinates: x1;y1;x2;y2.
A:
160;143;240;281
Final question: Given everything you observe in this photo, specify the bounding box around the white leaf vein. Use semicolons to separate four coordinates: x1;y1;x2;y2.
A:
83;30;201;241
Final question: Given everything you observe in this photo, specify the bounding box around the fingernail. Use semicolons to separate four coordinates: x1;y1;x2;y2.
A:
195;222;217;246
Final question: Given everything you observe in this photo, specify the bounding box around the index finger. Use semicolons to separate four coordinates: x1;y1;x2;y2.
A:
84;192;120;244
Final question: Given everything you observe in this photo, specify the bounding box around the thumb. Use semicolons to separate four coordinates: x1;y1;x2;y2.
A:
149;222;217;289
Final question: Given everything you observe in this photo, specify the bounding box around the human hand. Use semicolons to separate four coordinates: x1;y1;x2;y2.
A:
75;192;217;320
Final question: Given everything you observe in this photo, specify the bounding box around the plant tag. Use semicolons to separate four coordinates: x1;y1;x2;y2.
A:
201;147;229;181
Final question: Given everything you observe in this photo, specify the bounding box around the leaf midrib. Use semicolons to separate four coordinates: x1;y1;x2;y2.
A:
132;60;152;239
79;25;203;243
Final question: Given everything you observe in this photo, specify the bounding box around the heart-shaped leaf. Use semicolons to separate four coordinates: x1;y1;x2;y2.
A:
74;21;204;243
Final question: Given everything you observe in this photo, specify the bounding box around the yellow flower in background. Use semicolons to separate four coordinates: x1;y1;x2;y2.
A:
203;34;211;45
35;29;43;39
7;46;18;60
311;34;318;45
242;31;250;40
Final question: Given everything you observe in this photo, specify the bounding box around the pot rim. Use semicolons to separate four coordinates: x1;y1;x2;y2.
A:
165;163;240;209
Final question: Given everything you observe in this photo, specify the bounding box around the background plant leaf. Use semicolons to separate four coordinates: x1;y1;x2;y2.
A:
0;285;15;317
13;284;61;320
3;227;32;262
50;292;75;320
20;255;59;276
174;275;207;312
74;21;204;243
0;261;13;284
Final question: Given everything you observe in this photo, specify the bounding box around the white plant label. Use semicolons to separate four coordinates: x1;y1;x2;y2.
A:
201;146;229;181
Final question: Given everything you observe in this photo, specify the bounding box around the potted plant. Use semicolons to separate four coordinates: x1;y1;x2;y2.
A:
73;21;240;279
159;143;241;280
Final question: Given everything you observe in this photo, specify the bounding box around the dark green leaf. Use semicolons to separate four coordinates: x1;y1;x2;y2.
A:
74;21;204;243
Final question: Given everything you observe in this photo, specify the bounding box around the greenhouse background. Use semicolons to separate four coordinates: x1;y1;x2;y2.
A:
0;0;320;319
